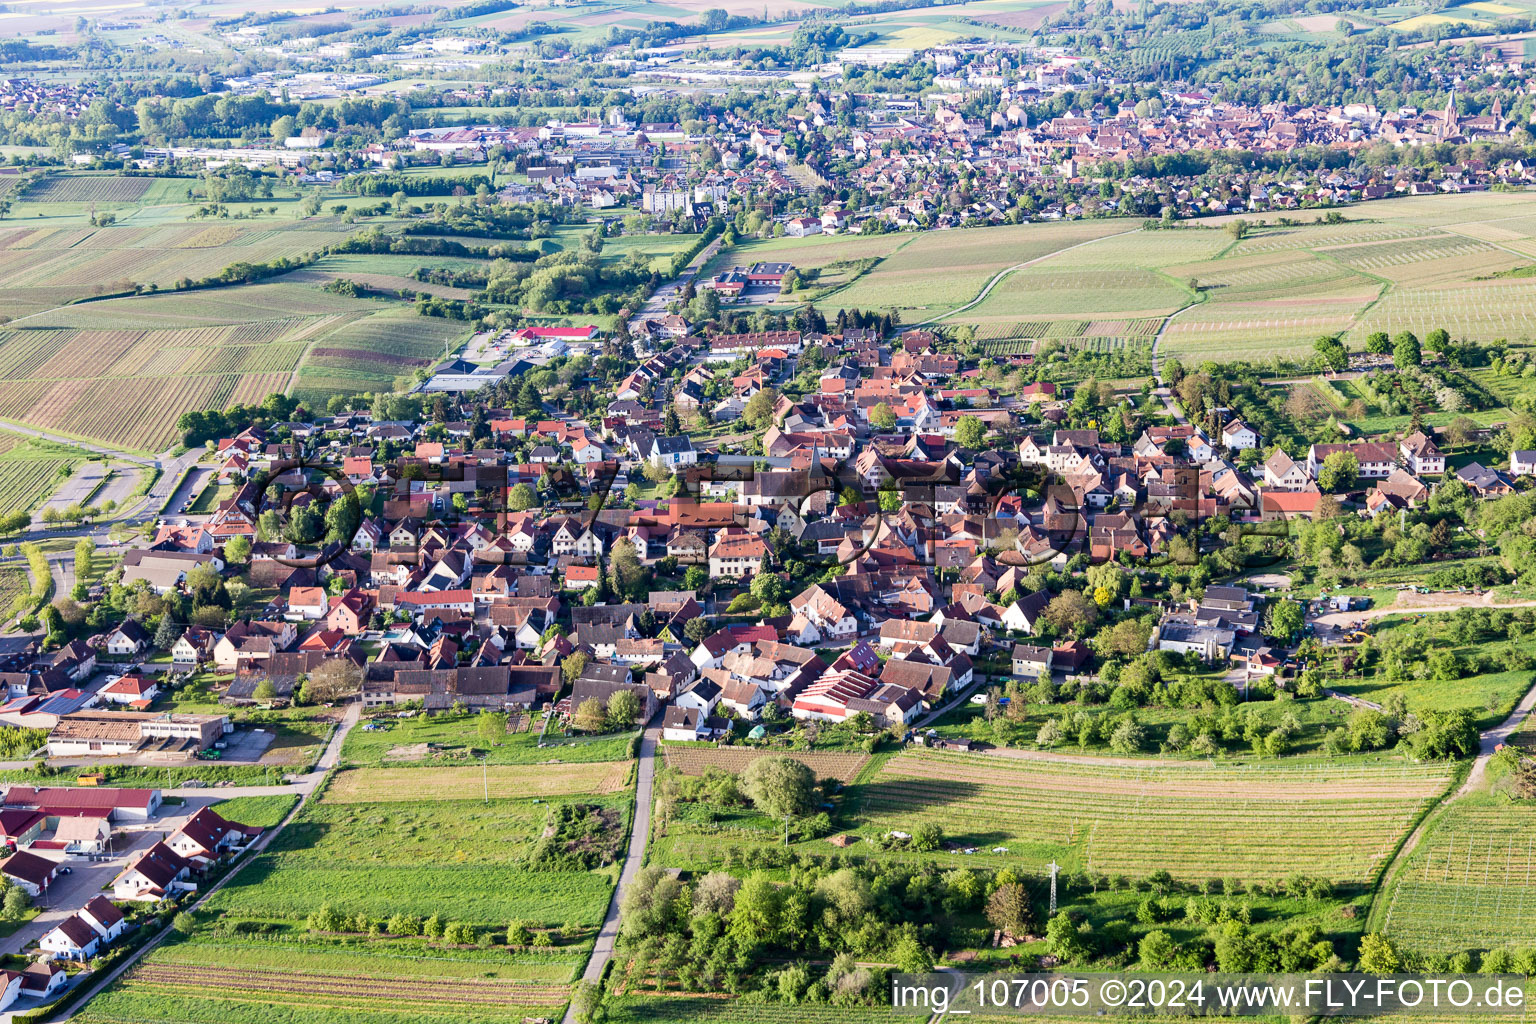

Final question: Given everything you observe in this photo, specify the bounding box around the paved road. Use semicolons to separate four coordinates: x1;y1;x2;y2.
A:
58;703;362;1021
563;721;659;1023
160;466;212;517
0;424;156;467
35;464;109;523
6;447;201;546
641;237;723;315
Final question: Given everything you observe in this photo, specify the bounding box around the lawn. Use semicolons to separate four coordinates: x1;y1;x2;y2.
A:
342;710;634;766
323;762;630;802
210;793;298;829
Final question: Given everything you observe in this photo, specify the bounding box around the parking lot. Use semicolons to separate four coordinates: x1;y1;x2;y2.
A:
216;728;276;764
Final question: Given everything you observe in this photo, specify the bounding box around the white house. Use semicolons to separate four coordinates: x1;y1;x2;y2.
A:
1011;644;1053;678
79;895;128;944
1513;450;1536;478
673;677;722;716
55;816;111;854
98;674;160;706
39;916;101;961
103;621;149;658
0;850;56;897
1401;431;1446;476
1221;419;1259;450
112;842;191;901
0;970;20;1012
662;705;706;742
1262;450;1310;489
1000;592;1050;633
284;587;328;621
649;435;698;468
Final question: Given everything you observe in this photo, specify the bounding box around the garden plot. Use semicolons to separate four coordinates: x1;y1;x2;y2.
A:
661;746;869;783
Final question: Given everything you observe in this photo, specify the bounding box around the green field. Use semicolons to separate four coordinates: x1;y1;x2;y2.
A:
0;432;74;514
77;933;578;1024
0;284;469;449
656;749;1453;884
206;761;631;929
712;193;1536;362
1381;797;1536;955
290;309;469;404
341;709;634;766
208;793;298;829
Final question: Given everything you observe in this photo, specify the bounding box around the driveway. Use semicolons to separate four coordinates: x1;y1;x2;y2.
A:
160;467;212;518
0;829;159;956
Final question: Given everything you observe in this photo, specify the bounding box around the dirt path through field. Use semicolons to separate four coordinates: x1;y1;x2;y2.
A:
1313;590;1536;627
915;227;1143;327
1365;675;1536;933
564;719;658;1024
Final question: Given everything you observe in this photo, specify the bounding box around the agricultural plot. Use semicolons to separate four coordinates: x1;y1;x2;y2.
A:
912;195;1536;359
0;568;28;611
818;219;1131;317
848;750;1452;883
0;282;420;449
293;309;469;403
208;757;631;930
661;745;869;783
12;282;364;330
1382;800;1536;954
21;173;152;204
1346;280;1536;345
1159;302;1369;362
0;220;360;317
0;451;71;515
968;267;1192;319
78;936;576;1024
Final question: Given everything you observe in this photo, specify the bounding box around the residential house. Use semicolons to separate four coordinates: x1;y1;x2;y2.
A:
104;620;150;658
1011;644;1053;678
0;849;56;896
1400;430;1446;476
708;533;766;579
1262;450;1310;490
113;841;191;901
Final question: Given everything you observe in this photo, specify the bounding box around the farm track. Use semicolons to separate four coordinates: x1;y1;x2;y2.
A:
914;227;1143;327
1368;674;1536;938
